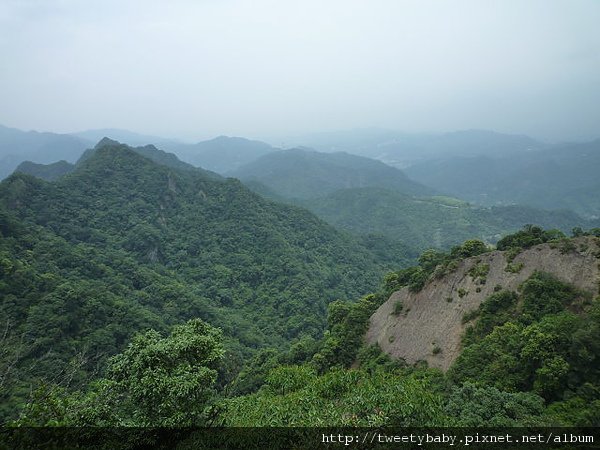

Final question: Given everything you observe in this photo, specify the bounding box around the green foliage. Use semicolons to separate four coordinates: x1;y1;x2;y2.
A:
311;295;381;373
392;300;403;315
264;365;318;396
505;262;524;273
3;140;599;429
445;382;546;426
356;344;406;374
505;246;522;262
218;366;444;426
450;239;488;258
16;319;224;426
463;290;518;345
15;160;74;181
451;272;600;414
496;225;565;251
298;187;585;253
226;336;321;396
559;237;577;254
418;249;448;272
383;239;492;295
520;271;581;324
0;143;406;421
544;388;600;426
468;262;489;282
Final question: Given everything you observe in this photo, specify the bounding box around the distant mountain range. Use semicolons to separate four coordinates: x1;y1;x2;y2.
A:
405;139;600;218
229;148;434;199
0;124;90;179
72;128;180;148
15;137;222;181
282;128;545;167
163;136;277;173
3;123;599;219
0;124;279;178
280;128;600;218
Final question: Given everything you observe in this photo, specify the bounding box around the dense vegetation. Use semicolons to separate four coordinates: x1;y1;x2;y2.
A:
14;160;75;181
227;144;593;252
2;133;598;431
297;187;589;251
210;231;600;427
9;226;599;428
0;142;412;422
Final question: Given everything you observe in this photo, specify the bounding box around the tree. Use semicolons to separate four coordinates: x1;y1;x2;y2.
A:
451;239;488;258
445;382;545;426
16;319;224;426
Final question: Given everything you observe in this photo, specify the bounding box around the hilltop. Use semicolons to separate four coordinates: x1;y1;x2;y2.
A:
230;148;433;199
367;236;600;369
14;160;75;181
166;136;277;173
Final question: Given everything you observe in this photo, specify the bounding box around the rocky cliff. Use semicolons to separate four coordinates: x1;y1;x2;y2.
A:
366;237;600;370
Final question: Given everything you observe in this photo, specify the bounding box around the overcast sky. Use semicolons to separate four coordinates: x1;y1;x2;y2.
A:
1;0;599;141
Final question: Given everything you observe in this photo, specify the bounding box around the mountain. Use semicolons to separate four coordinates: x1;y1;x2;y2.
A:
77;137;221;179
405;138;600;217
14;160;75;181
230;148;434;199
75;133;279;174
11;138;223;182
71;128;180;148
0;139;412;421
285;128;544;168
367;236;600;370
0;124;90;179
165;136;277;174
216;230;600;428
297;187;590;251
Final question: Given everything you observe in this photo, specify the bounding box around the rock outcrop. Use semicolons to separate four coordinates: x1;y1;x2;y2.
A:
366;237;600;370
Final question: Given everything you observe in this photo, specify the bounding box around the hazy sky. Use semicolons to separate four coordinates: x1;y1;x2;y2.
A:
1;0;599;141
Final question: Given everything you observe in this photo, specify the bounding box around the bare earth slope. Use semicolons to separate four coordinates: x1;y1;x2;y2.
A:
366;237;600;370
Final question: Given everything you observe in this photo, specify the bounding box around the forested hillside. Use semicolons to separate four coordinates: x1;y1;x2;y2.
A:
219;229;600;427
230;148;433;199
14;160;75;181
0;140;412;422
405;139;600;217
298;187;592;251
10;229;600;430
228;148;592;252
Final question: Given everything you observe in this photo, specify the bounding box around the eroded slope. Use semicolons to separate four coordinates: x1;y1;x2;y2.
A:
366;237;600;370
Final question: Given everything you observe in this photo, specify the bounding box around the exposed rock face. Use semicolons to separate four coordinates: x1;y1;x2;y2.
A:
366;237;600;370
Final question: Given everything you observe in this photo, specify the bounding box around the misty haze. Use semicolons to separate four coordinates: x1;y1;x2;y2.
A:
1;0;600;444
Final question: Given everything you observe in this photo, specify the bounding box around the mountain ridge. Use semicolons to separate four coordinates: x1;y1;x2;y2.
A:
230;148;434;199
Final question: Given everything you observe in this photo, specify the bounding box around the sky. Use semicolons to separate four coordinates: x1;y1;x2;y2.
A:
1;0;599;142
